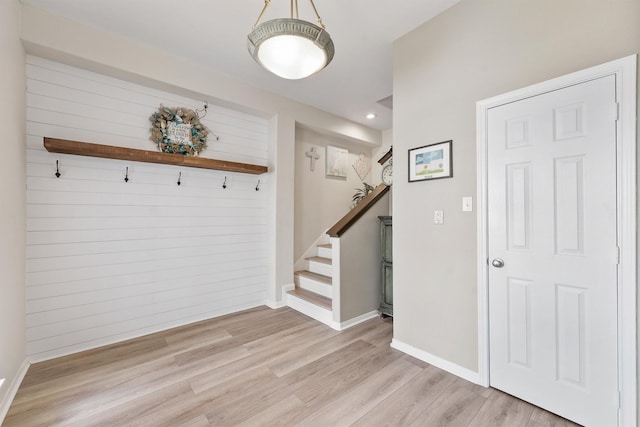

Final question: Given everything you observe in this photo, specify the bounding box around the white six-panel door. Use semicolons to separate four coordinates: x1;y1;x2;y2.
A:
487;75;618;426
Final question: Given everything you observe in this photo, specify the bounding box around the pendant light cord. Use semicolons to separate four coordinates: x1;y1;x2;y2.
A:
308;0;325;28
253;0;271;28
253;0;325;28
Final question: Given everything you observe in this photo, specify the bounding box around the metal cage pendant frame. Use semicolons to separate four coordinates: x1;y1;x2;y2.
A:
247;0;334;79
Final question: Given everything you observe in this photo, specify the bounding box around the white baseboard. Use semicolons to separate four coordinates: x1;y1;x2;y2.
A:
391;338;481;385
338;310;379;331
282;283;295;293
265;299;286;309
0;359;30;424
266;284;296;309
287;293;339;330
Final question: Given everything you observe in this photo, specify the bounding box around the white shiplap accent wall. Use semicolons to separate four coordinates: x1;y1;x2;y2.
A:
25;56;270;361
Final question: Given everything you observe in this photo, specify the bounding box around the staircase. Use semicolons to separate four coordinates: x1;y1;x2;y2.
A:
286;183;391;330
287;242;335;327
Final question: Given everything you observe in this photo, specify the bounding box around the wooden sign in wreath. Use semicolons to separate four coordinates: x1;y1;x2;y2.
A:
150;105;209;156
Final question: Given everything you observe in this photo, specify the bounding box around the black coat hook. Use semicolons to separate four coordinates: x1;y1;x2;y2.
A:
196;101;208;119
222;176;227;189
124;167;129;183
55;160;61;178
255;179;260;191
196;101;220;141
177;172;182;186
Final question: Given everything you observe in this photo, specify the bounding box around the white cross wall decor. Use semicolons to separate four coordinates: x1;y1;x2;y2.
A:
305;146;320;171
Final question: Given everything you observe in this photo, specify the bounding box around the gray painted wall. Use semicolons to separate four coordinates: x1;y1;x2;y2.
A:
19;3;383;313
0;0;26;412
392;0;640;375
339;193;390;321
294;126;375;261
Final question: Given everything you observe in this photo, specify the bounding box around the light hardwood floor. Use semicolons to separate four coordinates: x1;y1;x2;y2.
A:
4;306;581;426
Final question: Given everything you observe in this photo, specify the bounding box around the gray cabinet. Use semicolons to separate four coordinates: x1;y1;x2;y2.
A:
378;216;392;317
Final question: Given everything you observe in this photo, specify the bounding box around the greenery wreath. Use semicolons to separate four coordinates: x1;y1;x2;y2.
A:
149;105;209;156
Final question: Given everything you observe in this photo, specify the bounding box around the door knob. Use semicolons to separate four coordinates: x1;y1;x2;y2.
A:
491;258;504;268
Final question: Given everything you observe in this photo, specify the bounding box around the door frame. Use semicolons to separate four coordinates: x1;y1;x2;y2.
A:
476;55;637;426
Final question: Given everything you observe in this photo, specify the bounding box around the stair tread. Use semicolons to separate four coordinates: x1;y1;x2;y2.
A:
318;244;332;248
306;256;332;265
295;270;332;285
288;288;332;310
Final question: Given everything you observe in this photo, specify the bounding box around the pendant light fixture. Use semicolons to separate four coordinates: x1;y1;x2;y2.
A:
247;0;335;80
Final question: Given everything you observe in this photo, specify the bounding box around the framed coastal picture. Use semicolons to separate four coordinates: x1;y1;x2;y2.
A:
408;140;453;182
326;145;349;178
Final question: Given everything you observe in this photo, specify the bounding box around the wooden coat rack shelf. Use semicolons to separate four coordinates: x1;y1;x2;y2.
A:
43;138;268;175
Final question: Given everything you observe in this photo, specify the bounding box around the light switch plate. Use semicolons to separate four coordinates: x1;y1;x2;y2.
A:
434;209;444;224
462;196;473;212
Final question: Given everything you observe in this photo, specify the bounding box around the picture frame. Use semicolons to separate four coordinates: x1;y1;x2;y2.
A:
326;145;349;178
408;140;453;182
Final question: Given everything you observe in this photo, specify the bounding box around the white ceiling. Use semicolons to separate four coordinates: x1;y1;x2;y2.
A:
22;0;461;131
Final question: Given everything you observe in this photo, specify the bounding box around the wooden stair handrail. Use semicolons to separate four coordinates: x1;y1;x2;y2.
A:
377;146;392;165
326;184;390;237
44;137;268;175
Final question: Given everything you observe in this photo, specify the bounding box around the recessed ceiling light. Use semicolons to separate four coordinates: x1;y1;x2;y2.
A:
366;113;376;120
